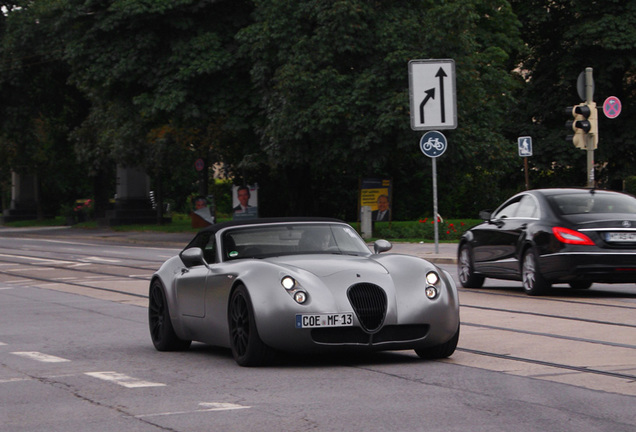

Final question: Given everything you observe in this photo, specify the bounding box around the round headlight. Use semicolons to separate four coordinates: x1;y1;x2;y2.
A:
425;286;439;299
426;271;439;285
281;276;296;290
294;291;307;304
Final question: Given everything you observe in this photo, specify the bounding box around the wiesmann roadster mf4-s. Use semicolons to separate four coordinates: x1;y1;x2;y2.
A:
149;218;460;366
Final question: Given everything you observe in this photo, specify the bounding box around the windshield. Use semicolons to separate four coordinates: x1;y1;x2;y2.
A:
221;223;371;261
549;192;636;215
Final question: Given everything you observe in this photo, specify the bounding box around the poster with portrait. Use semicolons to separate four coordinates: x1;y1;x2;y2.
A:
360;178;392;222
191;195;215;227
232;184;259;219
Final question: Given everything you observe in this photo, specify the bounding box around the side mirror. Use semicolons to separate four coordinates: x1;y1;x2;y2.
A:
180;247;210;269
373;239;392;254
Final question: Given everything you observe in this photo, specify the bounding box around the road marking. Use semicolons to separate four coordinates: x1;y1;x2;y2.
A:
0;253;75;265
84;371;165;388
134;402;250;418
12;352;70;363
80;257;122;264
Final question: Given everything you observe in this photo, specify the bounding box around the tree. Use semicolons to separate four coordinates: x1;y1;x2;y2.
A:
238;0;524;218
0;1;90;218
511;0;636;189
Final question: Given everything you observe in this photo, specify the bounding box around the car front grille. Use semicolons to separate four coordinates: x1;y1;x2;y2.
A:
346;283;387;333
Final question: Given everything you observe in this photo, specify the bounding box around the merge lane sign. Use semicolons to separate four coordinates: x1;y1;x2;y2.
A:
409;59;457;130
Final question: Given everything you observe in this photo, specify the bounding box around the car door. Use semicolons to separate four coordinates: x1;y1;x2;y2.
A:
174;234;218;318
473;195;538;277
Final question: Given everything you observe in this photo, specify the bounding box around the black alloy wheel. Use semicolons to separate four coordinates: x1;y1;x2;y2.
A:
415;326;460;359
228;285;274;366
521;248;551;296
458;244;485;288
148;280;191;351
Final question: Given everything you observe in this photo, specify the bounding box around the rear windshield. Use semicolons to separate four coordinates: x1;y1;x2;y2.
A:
549;192;636;215
221;223;371;260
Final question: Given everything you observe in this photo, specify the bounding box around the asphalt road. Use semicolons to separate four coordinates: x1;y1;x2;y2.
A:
0;227;635;431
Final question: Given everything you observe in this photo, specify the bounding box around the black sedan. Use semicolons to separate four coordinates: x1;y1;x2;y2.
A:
458;188;636;295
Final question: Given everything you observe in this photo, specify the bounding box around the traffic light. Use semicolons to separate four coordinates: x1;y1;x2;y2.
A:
565;102;598;149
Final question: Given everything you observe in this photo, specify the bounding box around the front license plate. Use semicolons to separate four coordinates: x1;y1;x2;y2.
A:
295;313;353;328
606;232;636;242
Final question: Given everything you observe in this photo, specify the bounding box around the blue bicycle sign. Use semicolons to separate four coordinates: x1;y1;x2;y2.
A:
419;131;447;158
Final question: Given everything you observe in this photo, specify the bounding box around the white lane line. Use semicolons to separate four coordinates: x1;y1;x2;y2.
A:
0;253;75;265
11;352;70;363
80;257;122;264
134;402;250;418
84;371;165;388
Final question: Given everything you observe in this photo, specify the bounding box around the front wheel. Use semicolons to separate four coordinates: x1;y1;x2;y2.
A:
148;280;191;351
228;285;275;366
415;326;459;359
458;244;484;288
521;248;551;296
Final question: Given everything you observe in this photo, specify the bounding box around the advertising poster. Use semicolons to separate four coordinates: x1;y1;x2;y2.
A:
360;179;392;222
232;184;259;220
191;195;215;227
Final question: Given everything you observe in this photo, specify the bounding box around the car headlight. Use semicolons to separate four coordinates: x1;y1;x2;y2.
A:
425;286;439;299
281;276;296;290
426;271;439;285
281;275;308;304
425;271;440;299
294;291;307;304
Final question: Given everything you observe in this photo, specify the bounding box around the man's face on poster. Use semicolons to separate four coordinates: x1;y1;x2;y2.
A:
238;189;250;207
377;196;389;211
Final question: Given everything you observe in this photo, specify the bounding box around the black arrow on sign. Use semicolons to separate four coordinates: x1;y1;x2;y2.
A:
436;67;447;123
419;88;435;124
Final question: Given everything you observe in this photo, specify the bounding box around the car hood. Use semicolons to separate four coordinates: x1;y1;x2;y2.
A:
266;255;389;277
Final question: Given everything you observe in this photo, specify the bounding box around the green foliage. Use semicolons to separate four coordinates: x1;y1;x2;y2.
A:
3;0;634;223
373;219;480;241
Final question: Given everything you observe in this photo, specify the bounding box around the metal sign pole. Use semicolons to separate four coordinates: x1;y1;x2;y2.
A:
585;67;595;188
432;158;439;254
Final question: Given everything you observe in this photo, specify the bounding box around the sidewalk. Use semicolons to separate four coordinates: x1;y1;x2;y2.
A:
0;226;458;264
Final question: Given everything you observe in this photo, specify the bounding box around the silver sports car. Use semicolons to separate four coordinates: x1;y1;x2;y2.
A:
149;218;460;366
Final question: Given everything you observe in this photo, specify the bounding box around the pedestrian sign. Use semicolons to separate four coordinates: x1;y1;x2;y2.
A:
518;136;532;157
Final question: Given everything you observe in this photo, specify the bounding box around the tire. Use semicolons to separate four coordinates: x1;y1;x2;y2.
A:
228;285;274;367
415;326;459;359
458;244;485;288
569;281;592;290
521;248;551;296
148;280;191;351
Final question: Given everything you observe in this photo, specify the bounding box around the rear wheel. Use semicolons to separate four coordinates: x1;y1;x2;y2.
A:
521;248;551;296
415;326;459;359
148;280;191;351
228;285;274;366
458;244;485;288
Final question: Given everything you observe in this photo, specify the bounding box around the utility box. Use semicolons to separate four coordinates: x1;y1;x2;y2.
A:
360;206;372;239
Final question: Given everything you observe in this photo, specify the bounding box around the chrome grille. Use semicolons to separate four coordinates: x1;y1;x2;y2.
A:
347;283;387;332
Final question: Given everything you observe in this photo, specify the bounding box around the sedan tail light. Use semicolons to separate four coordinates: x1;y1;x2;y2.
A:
552;227;595;245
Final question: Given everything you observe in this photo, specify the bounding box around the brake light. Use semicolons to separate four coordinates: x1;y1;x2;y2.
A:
552;227;595;245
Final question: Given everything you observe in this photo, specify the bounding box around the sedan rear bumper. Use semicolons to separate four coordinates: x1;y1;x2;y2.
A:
540;251;636;283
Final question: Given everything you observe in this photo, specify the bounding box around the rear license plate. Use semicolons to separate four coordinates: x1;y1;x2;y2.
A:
295;313;353;328
606;232;636;242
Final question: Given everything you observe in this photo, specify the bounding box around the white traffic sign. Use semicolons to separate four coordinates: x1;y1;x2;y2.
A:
518;136;532;157
409;59;457;130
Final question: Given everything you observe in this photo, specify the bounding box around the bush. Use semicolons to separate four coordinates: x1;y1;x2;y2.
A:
371;218;481;241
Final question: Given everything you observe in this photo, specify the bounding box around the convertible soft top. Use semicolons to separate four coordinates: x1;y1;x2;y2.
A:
196;217;345;235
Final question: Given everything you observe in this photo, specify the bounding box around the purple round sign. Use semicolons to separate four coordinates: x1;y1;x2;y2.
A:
603;96;621;119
